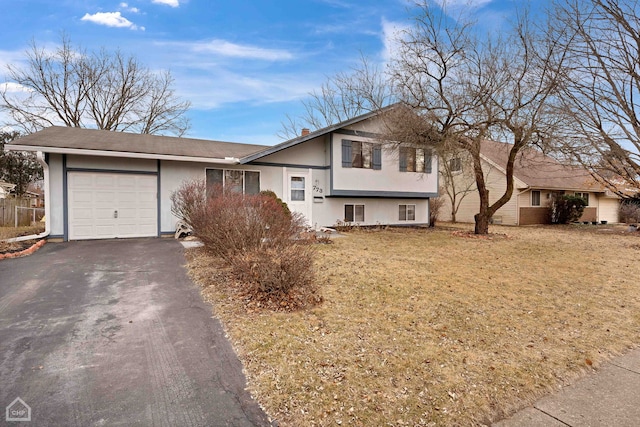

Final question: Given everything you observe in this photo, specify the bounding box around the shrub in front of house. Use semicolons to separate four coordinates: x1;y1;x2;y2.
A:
550;194;587;224
260;189;291;218
620;195;640;224
171;180;321;310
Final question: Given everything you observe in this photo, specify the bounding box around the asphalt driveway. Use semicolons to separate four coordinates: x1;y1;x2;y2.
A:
0;238;271;426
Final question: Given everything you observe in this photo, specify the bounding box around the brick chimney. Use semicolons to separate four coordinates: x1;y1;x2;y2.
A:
301;128;310;136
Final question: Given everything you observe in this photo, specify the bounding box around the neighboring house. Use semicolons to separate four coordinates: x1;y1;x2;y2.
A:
0;182;16;199
5;110;438;241
24;184;45;208
440;140;621;225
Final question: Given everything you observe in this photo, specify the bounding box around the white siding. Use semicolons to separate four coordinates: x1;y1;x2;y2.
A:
159;160;284;234
440;156;519;225
331;133;438;195
257;137;326;166
66;155;157;172
312;197;430;228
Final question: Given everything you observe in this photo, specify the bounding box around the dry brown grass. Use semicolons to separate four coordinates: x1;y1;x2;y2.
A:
186;224;640;426
0;225;45;253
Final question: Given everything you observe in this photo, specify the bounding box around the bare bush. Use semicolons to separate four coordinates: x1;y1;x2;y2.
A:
620;202;640;224
429;196;445;228
170;179;207;226
231;244;320;309
171;180;321;310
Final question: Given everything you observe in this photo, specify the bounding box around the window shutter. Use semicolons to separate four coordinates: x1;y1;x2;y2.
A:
425;149;433;174
399;147;408;172
372;145;382;170
342;140;352;168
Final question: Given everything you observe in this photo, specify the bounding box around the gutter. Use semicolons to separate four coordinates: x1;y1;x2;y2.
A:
3;152;50;243
5;144;242;165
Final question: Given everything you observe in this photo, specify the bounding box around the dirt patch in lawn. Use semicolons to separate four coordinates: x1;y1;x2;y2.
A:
0;225;45;255
186;224;640;426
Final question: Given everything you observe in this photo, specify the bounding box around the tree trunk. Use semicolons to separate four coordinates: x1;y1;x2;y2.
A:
472;143;491;235
450;197;457;223
474;211;490;234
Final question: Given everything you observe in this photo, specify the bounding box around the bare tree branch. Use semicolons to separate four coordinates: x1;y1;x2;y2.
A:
1;35;190;137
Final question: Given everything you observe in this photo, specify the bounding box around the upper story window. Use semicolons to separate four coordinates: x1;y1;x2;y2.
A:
206;168;260;197
342;139;381;170
449;157;462;173
399;147;432;173
575;192;589;206
531;190;541;206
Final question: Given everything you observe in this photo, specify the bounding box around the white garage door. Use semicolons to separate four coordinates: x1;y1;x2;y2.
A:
68;172;157;240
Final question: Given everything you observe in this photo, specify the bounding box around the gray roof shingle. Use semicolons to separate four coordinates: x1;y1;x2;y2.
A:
9;126;268;160
481;140;604;192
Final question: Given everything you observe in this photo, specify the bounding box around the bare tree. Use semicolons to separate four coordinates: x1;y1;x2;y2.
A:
550;0;640;194
390;3;566;234
438;147;477;222
1;35;190;136
277;54;394;139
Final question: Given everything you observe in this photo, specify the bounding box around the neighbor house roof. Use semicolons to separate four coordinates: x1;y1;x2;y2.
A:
5;126;268;162
480;140;605;192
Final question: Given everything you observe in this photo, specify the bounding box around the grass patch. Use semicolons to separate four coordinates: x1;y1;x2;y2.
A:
186;224;640;426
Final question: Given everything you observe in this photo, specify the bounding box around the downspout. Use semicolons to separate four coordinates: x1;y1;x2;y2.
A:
4;151;50;243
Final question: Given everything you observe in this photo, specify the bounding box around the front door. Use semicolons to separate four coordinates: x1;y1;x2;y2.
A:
287;173;311;225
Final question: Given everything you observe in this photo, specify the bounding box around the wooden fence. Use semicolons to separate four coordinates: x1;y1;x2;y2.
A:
0;198;45;227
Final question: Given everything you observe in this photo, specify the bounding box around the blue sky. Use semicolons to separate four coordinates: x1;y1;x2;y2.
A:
0;0;527;146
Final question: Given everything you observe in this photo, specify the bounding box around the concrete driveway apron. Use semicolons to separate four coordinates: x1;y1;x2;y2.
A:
0;238;271;426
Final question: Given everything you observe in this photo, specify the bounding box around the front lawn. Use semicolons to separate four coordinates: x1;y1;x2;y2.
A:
187;224;640;426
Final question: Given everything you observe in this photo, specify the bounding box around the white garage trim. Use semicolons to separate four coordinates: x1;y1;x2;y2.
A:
66;170;158;240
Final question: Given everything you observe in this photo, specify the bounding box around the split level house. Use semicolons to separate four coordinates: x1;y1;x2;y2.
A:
5;109;438;241
440;140;621;225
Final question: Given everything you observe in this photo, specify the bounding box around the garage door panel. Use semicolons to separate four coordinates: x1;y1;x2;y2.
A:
68;172;157;240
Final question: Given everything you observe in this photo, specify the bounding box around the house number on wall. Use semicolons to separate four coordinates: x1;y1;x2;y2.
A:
312;179;323;195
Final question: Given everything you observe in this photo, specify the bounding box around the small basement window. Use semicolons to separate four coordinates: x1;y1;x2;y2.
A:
345;204;365;222
399;204;416;221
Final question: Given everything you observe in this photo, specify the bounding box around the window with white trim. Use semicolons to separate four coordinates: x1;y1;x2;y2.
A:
290;176;305;201
531;190;541;206
206;168;260;197
399;204;416;221
344;204;365;222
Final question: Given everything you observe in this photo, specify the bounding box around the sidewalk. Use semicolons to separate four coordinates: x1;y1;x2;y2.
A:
493;347;640;426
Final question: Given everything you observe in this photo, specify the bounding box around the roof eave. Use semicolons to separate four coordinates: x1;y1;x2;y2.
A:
5;144;240;164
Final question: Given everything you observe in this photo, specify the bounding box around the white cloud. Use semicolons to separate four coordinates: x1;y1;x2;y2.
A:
380;18;407;63
152;0;180;7
120;3;140;13
188;40;294;61
0;82;33;93
81;12;143;31
178;71;315;109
